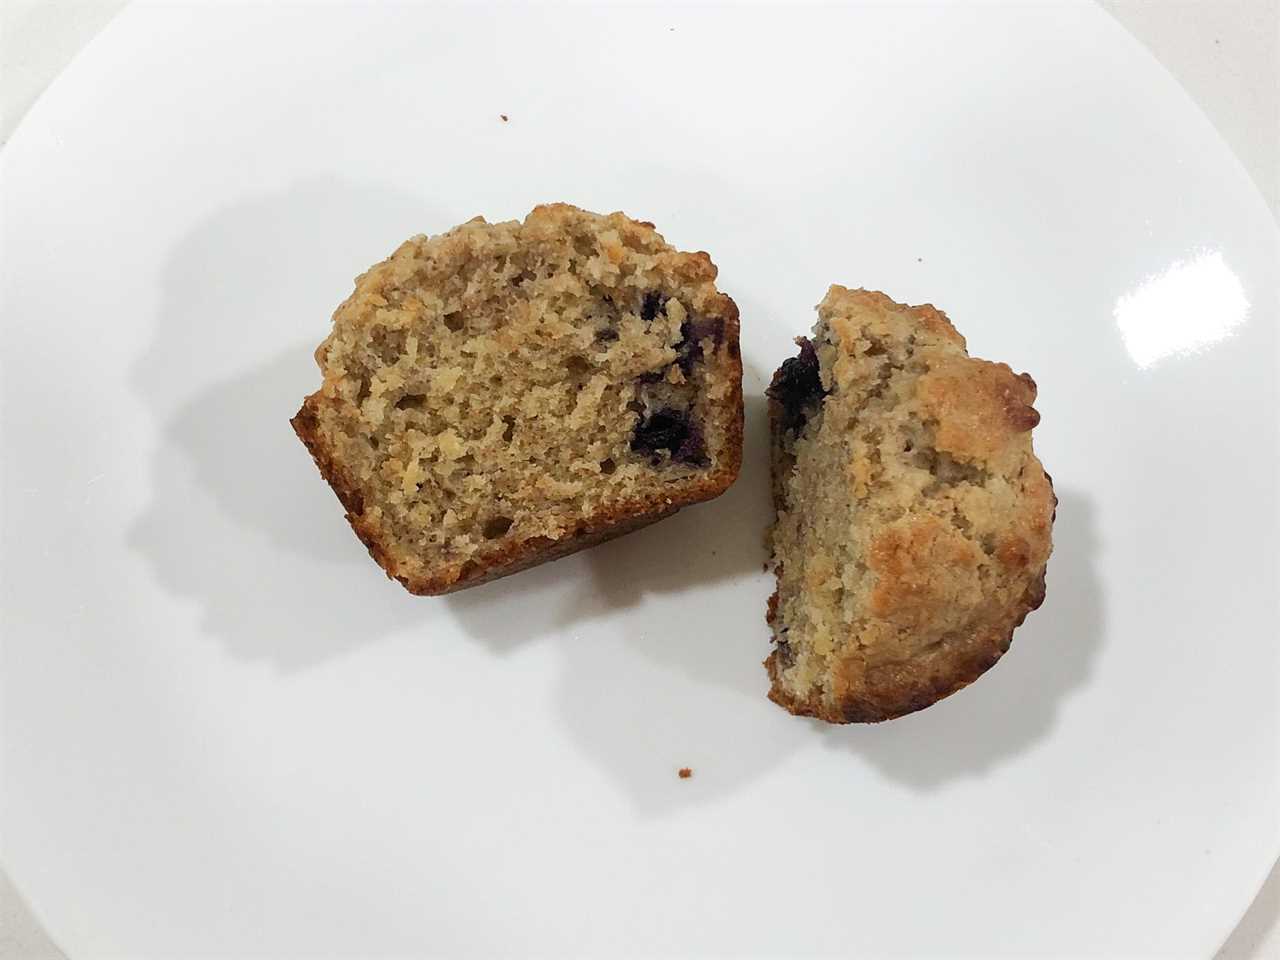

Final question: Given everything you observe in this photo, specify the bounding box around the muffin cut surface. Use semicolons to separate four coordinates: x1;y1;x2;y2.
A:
766;287;1054;723
293;204;743;594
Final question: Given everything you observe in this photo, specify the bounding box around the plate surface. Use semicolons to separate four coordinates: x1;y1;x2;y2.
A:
2;3;1277;957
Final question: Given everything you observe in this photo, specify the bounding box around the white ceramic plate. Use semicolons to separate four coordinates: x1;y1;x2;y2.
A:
2;2;1277;957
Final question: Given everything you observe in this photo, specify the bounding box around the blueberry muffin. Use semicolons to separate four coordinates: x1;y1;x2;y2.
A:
765;286;1054;723
292;204;743;595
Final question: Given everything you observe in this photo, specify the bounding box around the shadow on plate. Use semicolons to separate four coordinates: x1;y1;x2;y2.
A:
129;179;446;669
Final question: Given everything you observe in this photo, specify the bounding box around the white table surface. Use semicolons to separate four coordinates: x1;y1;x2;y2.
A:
1;1;1276;957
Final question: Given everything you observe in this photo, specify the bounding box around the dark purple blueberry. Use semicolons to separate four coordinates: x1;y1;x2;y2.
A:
640;292;667;323
673;422;709;466
630;408;686;453
630;407;708;466
767;337;824;436
674;316;724;375
774;636;795;668
688;316;724;346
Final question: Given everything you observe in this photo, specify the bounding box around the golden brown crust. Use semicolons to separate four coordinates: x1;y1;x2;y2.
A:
765;286;1054;723
917;356;1042;466
293;204;743;595
765;558;1050;723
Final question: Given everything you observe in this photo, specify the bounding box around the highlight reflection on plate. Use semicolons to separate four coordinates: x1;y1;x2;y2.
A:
1115;250;1250;369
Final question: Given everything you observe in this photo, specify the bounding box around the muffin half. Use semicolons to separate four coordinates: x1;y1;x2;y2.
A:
766;286;1053;722
294;204;743;594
